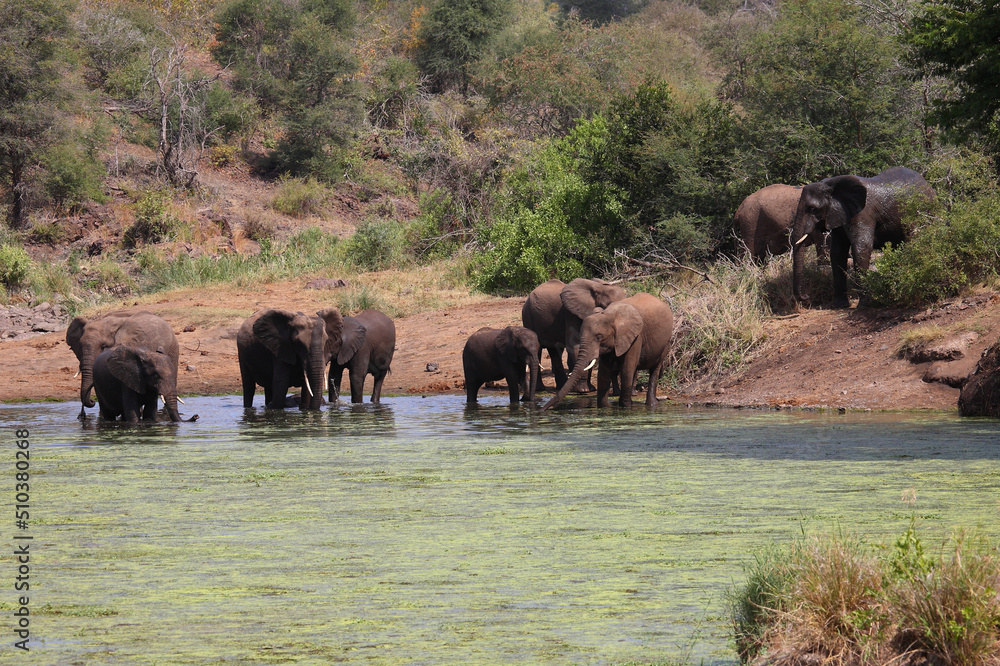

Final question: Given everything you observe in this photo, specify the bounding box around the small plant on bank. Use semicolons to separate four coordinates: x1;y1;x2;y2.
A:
731;526;1000;665
0;245;32;290
343;219;406;271
271;176;329;218
241;208;277;243
123;189;178;247
335;283;391;316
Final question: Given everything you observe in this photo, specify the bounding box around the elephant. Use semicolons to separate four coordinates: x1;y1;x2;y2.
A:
790;166;934;307
462;326;540;404
542;292;674;410
734;184;826;261
328;309;396;404
521;278;626;392
521;279;568;390
237;307;344;410
92;345;195;422
67;310;180;418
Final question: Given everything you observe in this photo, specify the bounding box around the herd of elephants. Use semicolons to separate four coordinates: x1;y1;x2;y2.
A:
65;166;938;422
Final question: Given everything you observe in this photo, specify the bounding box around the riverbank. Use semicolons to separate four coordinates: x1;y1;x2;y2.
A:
2;279;997;411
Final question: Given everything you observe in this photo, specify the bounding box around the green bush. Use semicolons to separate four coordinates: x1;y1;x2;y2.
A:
860;194;1000;307
123;190;177;247
343;219;405;271
0;245;32;289
271;176;329;218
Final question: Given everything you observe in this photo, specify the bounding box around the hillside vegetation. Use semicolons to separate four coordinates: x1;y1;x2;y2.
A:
1;0;999;385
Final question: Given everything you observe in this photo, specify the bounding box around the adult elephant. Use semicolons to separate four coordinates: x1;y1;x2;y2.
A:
734;184;826;261
92;345;196;422
462;326;540;404
237;307;344;410
542;292;674;410
66;310;179;418
328;309;396;404
521;279;567;390
560;277;627;391
790;166;934;307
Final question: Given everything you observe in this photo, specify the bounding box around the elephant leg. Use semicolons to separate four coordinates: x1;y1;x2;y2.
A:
504;366;521;404
830;228;851;308
329;365;346;402
370;370;387;404
549;346;568;390
646;361;665;407
239;359;257;409
596;359;613;408
348;365;367;404
466;377;481;404
141;394;158;421
268;367;289;410
121;391;142;423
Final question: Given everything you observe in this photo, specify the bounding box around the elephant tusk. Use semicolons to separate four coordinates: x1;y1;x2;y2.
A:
583;358;597;372
795;234;810;246
177;396;185;405
302;370;314;398
74;369;80;379
160;395;183;405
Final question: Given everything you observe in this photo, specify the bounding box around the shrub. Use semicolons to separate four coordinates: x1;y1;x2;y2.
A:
29;218;66;244
271;176;329;218
860;194;1000;307
241;208;277;243
343;219;405;271
123;190;177;247
0;245;32;289
335;283;390;315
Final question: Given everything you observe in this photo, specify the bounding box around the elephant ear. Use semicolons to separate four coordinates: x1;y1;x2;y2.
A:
495;327;515;356
252;309;298;364
337;317;367;366
824;175;867;230
107;346;146;395
66;317;88;358
317;308;345;359
609;303;643;357
561;279;599;319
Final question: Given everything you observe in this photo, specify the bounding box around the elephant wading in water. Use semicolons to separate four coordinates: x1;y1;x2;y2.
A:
463;326;540;404
67;310;179;418
92;345;196;422
734;184;826;261
790;166;934;307
328;309;396;404
542;292;674;409
237;308;344;409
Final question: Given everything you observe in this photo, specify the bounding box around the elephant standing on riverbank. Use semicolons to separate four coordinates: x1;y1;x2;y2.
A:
329;309;396;404
463;326;540;404
237;307;344;410
67;310;179;418
734;184;826;261
92;345;195;422
542;292;673;410
790;166;934;307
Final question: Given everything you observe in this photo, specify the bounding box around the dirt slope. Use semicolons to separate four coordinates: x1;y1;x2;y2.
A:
2;280;997;411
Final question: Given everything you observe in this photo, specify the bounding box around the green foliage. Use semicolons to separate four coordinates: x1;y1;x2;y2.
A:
905;0;1000;157
334;283;391;316
123;190;178;247
405;189;465;261
270;176;329;218
41;124;109;210
730;543;795;662
859;194;1000;307
416;0;514;93
343;219;406;271
0;0;75;227
0;244;32;288
367;56;420;130
720;0;924;182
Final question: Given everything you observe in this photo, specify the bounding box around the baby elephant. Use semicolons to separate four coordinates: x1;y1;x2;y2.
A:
463;326;540;404
328;309;396;404
92;345;196;422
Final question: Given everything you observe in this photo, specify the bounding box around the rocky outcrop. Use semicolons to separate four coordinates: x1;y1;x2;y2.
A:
0;302;67;341
958;340;1000;416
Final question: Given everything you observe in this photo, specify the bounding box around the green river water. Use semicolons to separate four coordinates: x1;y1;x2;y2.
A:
1;396;998;664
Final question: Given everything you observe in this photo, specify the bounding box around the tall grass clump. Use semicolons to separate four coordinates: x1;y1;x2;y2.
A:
270;176;329;218
0;245;32;290
666;255;772;386
731;526;1000;665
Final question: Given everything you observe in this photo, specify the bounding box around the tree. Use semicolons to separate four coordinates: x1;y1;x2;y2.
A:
720;0;925;183
0;0;74;227
415;0;513;93
905;0;1000;156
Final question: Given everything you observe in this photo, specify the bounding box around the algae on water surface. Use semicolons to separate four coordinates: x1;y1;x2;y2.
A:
2;398;999;664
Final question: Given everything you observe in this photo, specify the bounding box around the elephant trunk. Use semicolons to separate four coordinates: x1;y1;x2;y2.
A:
524;352;539;402
161;391;182;422
305;337;326;410
79;349;97;408
542;341;598;411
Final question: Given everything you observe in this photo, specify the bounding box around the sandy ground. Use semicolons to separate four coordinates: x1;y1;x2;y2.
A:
3;278;997;412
